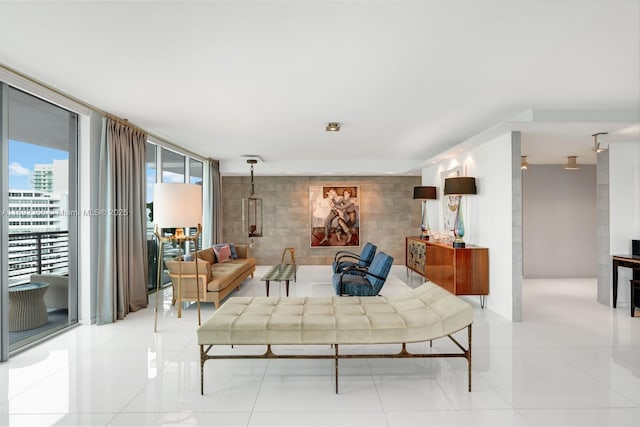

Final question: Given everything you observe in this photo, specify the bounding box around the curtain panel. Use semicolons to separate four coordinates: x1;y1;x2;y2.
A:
203;158;222;246
96;118;148;324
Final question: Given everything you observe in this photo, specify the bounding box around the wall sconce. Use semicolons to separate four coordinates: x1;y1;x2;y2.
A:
444;177;477;248
413;186;437;240
592;132;608;153
564;156;580;170
243;159;263;244
521;156;529;170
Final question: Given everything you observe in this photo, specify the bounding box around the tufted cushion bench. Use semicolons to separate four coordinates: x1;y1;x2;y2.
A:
197;282;474;394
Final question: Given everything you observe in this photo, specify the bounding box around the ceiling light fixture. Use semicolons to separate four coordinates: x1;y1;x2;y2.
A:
564;155;580;170
592;132;608;153
326;122;340;132
521;155;529;170
244;159;262;243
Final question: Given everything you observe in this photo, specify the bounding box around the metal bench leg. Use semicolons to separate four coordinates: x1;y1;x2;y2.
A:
335;344;339;394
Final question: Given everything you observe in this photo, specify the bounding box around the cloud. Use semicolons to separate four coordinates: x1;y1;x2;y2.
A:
162;171;184;183
9;162;31;176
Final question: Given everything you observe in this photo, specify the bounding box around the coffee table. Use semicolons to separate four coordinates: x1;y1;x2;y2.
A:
261;263;298;296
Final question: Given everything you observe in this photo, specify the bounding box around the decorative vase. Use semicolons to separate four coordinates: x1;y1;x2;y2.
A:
420;200;430;239
453;196;465;248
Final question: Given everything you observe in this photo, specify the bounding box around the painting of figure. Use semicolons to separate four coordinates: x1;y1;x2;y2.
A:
310;185;360;247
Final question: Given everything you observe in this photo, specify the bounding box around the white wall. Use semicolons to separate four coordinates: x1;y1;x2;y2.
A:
422;132;518;321
78;111;103;323
523;165;597;278
609;141;640;304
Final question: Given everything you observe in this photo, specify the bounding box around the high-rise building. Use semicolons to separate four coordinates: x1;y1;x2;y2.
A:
7;159;69;285
31;159;68;193
7;190;68;232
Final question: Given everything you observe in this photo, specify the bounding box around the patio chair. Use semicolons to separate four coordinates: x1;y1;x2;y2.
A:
332;251;394;296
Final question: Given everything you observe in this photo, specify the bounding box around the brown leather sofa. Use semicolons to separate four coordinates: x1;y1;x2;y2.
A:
166;244;256;309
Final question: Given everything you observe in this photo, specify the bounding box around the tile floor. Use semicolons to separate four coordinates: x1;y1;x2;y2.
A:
1;266;639;426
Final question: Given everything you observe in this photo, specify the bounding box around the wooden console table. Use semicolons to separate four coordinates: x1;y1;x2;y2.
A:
406;236;489;307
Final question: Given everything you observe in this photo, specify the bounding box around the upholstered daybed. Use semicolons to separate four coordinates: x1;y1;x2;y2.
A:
197;282;474;394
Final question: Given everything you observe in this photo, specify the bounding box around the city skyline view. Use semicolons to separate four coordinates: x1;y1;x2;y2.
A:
8;139;69;191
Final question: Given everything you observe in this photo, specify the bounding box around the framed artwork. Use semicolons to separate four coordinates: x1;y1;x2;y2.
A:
310;185;360;247
441;166;464;235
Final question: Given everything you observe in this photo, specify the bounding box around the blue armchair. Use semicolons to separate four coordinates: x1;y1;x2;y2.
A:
332;251;394;296
331;242;377;274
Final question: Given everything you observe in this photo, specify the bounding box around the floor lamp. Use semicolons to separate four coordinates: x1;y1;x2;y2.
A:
443;177;477;248
153;183;203;332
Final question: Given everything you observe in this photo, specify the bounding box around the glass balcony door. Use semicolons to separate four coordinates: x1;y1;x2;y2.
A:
1;85;78;358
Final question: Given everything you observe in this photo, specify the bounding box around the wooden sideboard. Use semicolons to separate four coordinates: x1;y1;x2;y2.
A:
406;236;489;306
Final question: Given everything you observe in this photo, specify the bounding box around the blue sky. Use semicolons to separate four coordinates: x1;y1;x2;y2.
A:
8;140;69;190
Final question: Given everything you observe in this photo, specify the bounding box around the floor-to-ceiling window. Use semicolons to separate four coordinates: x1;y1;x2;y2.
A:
146;142;158;292
145;144;204;294
161;147;185;184
189;158;202;185
1;85;78;357
189;158;203;249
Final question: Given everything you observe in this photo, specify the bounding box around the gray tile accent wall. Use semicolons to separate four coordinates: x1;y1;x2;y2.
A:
511;132;523;322
596;150;610;305
221;176;421;265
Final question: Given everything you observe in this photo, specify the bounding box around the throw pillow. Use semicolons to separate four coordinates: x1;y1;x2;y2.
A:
212;244;232;263
228;243;238;259
213;243;238;260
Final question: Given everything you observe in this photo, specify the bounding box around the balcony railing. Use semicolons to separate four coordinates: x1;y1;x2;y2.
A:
8;230;69;285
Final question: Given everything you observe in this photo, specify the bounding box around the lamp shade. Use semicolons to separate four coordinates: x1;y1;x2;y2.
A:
444;177;477;195
153;183;202;228
413;186;437;200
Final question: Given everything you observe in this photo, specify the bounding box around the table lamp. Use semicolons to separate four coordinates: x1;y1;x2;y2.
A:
443;177;477;248
413;186;437;240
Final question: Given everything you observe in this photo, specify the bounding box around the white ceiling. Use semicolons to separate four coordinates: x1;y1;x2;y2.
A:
0;1;638;175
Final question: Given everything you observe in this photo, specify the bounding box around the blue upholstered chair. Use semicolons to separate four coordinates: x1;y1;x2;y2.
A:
332;251;394;296
331;242;377;274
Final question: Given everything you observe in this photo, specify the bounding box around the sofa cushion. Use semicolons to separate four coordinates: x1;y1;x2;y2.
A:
213;244;232;263
197;248;216;264
206;258;256;292
197;282;473;346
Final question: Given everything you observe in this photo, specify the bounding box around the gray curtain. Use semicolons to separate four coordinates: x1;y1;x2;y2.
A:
203;158;223;246
96;117;148;324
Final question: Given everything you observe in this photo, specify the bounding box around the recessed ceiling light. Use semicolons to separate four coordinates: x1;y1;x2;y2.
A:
326;122;340;132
